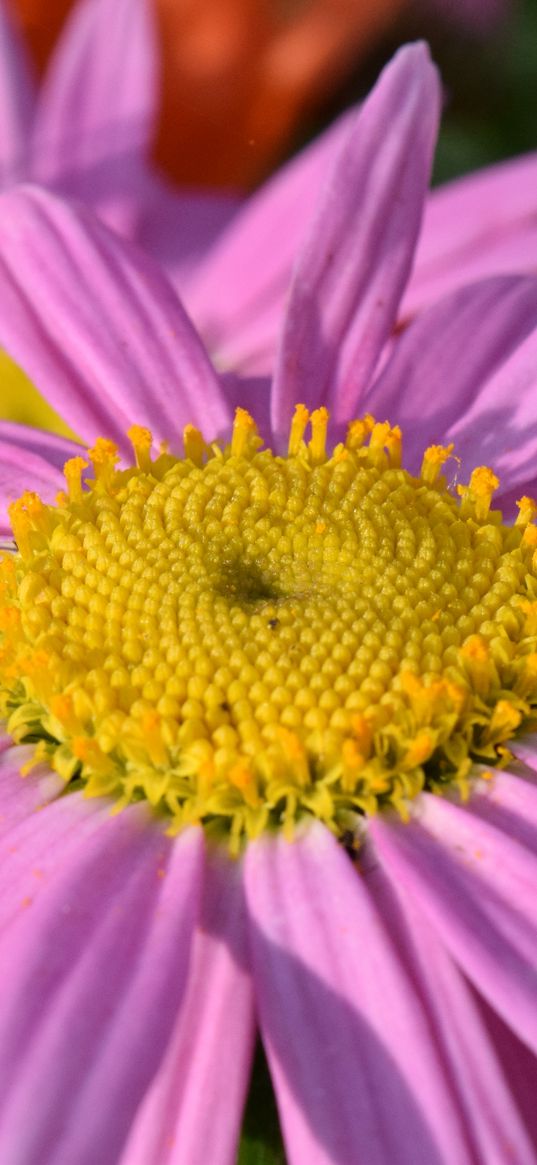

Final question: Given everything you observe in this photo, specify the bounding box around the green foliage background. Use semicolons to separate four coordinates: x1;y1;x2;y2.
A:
427;0;537;183
303;0;537;186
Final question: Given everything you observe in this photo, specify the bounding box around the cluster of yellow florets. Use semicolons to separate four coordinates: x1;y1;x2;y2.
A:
1;406;537;848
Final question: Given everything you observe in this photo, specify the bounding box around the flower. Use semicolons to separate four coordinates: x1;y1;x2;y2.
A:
0;0;156;232
0;0;240;434
0;0;239;273
1;42;537;1162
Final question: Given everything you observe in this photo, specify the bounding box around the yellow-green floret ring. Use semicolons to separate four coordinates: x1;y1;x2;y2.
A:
2;406;537;851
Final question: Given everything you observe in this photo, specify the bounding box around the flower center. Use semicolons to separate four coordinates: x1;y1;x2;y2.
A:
2;407;537;849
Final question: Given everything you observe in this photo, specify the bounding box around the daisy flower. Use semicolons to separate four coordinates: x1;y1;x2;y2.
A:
0;0;238;434
1;43;537;1164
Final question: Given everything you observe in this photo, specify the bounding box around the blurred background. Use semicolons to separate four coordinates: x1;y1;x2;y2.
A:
9;0;537;192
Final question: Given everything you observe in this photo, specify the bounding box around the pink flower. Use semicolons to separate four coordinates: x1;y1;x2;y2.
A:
0;0;238;277
1;43;537;1164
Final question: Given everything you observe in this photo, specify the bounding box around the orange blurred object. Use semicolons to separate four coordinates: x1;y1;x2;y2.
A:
10;0;404;189
10;0;72;72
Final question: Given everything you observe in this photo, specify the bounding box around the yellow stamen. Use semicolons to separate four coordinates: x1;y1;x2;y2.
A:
2;408;537;849
458;466;500;521
516;653;537;699
366;421;392;468
345;414;374;450
228;762;260;808
7;500;31;560
288;404;309;456
485;700;522;744
183;424;205;466
128;425;153;473
403;729;437;768
64;456;88;504
516;496;537;526
308;407;329;464
385;424;402;468
421;443;455;486
231;408;261;458
459;635;496;697
8;492;50;560
87;438;119;487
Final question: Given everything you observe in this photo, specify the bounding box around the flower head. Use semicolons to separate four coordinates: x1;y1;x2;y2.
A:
1;42;537;1162
4;409;537;855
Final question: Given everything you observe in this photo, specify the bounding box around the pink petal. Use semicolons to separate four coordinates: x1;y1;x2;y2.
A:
0;792;113;934
0;745;62;840
370;792;537;1057
0;807;203;1163
0;419;82;470
245;822;477;1165
0;0;35;183
464;768;537;855
406;152;537;319
219;371;272;441
271;43;441;441
184;106;358;378
403;222;537;324
364;849;535;1164
510;733;537;771
122;847;254;1165
475;990;537;1150
30;0;157;235
206;301;285;379
0;438;65;533
448;321;537;491
365;274;537;477
137;178;242;291
497;476;537;522
0;186;230;452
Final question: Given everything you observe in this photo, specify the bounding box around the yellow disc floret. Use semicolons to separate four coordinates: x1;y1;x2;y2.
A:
2;407;537;849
